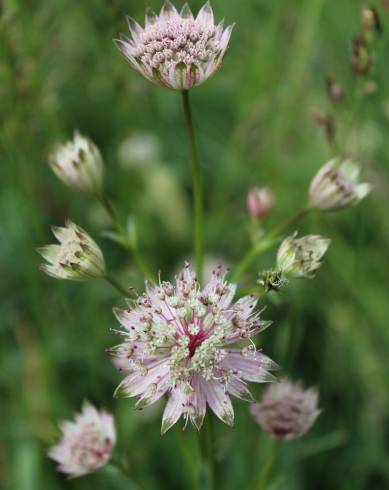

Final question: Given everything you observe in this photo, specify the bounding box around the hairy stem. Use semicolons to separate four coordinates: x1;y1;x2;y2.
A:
181;90;204;283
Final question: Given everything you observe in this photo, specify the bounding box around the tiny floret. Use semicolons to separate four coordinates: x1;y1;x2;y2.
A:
277;233;331;279
48;401;116;478
114;1;234;90
250;379;320;440
247;187;275;222
49;132;104;195
309;158;372;211
38;220;106;281
110;264;278;434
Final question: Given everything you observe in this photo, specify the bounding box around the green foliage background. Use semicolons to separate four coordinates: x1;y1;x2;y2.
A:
1;0;389;489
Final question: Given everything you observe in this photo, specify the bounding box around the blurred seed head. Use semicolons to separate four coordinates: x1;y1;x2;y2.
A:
277;233;331;279
48;401;115;478
325;74;344;102
49;131;104;195
114;1;234;90
312;111;336;145
309;158;372;211
247;187;275;222
250;379;321;440
361;7;382;37
351;35;373;75
37;220;106;281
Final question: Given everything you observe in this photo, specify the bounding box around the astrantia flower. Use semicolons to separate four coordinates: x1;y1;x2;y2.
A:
48;401;116;478
309;158;372;211
109;264;278;434
49;132;104;195
38;220;106;281
247;187;275;222
114;1;234;90
277;233;331;279
250;379;320;440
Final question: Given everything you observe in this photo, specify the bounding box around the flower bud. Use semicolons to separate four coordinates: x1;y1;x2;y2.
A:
247;187;274;222
309;158;372;211
48;401;116;478
37;220;106;281
361;7;382;36
250;379;320;440
351;36;373;75
325;74;344;102
277;233;331;279
49;132;104;194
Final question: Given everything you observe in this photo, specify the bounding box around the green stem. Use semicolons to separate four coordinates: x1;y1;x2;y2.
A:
231;208;311;283
98;196;155;283
181;90;204;283
108;459;145;490
104;274;133;297
254;439;282;490
174;429;201;490
197;413;216;490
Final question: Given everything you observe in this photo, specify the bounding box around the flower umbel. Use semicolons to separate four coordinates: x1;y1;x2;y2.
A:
109;264;278;434
48;401;116;478
38;220;106;281
49;131;104;195
277;233;331;279
114;1;234;90
309;158;372;211
250;379;320;440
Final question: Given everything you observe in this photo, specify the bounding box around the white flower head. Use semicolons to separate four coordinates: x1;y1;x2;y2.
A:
309;158;372;211
250;379;321;440
48;401;116;478
114;1;234;90
38;220;106;281
277;233;331;279
109;264;278;434
49;132;104;195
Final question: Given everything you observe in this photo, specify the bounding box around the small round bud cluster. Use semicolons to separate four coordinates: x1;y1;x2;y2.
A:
247;187;275;222
250;379;320;440
49;132;104;195
110;264;278;434
277;233;331;279
37;220;106;281
48;402;116;478
309;158;372;211
115;1;234;90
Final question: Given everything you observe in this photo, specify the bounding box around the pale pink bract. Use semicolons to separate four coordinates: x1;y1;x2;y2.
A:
109;264;278;434
48;401;116;478
114;1;234;90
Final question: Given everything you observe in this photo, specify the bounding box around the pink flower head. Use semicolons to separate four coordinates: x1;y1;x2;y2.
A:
250;379;320;440
114;1;234;90
109;264;278;434
48;402;116;478
247;187;275;222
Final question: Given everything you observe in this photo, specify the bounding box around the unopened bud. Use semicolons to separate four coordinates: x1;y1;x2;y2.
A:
37;220;106;281
258;270;288;292
326;74;344;102
351;36;373;75
312;112;336;144
250;379;321;440
49;132;104;194
361;7;382;36
309;158;372;211
247;187;274;222
277;233;331;279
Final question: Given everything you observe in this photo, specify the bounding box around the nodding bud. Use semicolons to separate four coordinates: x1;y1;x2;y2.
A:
49;132;104;195
361;7;382;37
277;233;331;279
351;36;373;75
247;187;275;222
309;158;372;211
325;74;344;102
37;220;106;281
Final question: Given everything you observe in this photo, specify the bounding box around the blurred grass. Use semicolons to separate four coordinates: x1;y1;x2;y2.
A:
1;0;389;489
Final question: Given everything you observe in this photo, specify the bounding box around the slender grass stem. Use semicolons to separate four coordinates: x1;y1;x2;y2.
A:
98;196;155;283
104;274;133;297
253;439;282;490
231;208;311;282
174;429;202;490
181;90;204;283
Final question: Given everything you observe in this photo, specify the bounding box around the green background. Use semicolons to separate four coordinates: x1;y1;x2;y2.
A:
1;0;389;489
